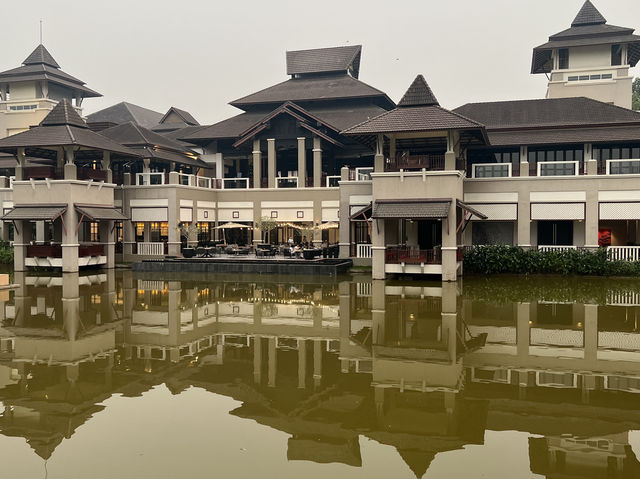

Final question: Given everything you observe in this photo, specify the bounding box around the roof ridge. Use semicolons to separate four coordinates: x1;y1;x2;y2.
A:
435;105;485;127
341;107;397;133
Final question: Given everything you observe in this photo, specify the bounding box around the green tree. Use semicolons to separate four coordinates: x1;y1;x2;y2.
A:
254;216;277;244
633;77;640;110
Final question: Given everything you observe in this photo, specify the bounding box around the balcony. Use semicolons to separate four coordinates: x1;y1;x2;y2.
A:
221;178;249;189
606;159;640;175
276;176;298;188
385;247;442;265
136;172;167;185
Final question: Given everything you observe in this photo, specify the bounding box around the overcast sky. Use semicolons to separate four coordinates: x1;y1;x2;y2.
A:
5;0;640;124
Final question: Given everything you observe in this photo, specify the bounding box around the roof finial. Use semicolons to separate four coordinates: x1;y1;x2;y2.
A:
39;19;43;44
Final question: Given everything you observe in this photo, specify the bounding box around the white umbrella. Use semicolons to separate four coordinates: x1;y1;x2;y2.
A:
214;222;252;245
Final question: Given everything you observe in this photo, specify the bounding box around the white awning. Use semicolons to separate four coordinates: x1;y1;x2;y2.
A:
600;202;640;220
531;202;584;221
131;207;168;222
468;203;517;221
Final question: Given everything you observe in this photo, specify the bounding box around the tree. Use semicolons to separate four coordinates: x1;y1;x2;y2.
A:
633;77;640;110
254;216;277;244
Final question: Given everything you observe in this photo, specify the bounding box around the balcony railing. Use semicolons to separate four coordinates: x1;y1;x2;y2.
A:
387;154;444;171
178;173;217;189
326;175;341;187
606;159;640;175
134;242;166;255
473;163;512;178
78;168;107;182
537;160;579;177
26;243;104;258
537;245;578;253
136;172;166;185
385;247;442;264
608;246;640;262
79;244;105;256
356;244;372;258
222;178;249;189
276;176;298;188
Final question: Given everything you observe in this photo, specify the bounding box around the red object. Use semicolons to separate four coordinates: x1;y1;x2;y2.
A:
598;229;611;247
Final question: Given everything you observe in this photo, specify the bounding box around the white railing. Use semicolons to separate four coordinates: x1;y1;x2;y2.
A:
276;176;298;188
606;159;640;175
356;282;372;297
178;174;216;189
607;289;640;306
136;172;165;185
357;244;373;258
538;245;577;252
221;178;249;189
326;175;341;187
537;160;579;177
355;167;373;181
608;246;640;262
137;242;164;255
472;162;512;178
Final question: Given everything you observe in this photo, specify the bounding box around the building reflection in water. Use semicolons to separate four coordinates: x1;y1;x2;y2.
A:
0;272;639;477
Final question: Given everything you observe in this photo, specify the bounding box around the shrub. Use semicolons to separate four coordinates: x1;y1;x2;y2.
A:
463;245;640;277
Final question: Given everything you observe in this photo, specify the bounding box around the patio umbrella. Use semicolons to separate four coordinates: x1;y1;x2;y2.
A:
214;222;251;245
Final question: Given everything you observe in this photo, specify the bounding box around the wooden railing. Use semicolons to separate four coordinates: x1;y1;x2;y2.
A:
79;244;105;257
26;244;62;258
385;247;442;264
78;168;107;182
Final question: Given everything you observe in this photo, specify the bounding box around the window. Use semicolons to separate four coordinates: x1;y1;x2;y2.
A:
90;222;99;242
232;211;239;219
538;161;577;176
135;223;144;241
611;44;623;66
473;163;511;178
271;211;278;218
608;160;640;175
558;49;569;69
8;104;37;111
296;211;304;218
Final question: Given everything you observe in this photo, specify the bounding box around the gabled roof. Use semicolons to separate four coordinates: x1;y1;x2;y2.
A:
397;75;439;107
40;99;87;128
572;0;606;27
453;97;640;130
229;74;394;110
99;122;206;168
531;1;640;73
0;44;101;98
0;100;140;160
86;102;164;129
159;107;199;126
23;44;60;68
286;45;362;78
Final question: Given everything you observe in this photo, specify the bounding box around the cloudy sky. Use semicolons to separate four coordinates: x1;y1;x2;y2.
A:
5;0;640;124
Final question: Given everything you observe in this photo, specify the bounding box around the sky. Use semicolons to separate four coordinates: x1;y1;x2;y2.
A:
4;0;640;125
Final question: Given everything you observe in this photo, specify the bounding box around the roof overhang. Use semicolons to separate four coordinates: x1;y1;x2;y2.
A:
75;205;128;221
457;200;488;220
372;199;452;219
1;205;66;221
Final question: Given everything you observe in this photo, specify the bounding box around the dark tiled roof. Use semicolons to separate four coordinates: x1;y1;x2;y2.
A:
40;99;87;128
488;125;640;146
86;102;164;129
183;112;267;141
0;45;101;98
230;74;392;109
397;75;439;107
2;205;66;221
572;0;606;27
75;206;127;221
531;2;640;73
159;107;199;126
23;44;60;68
156;125;204;147
343;105;484;135
99;122;206;168
453;97;640;129
286;45;362;78
372;199;451;219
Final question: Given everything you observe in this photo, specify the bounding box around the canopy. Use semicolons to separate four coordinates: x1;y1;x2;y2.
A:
75;205;128;221
372;199;451;219
214;222;252;229
317;222;339;230
1;205;66;221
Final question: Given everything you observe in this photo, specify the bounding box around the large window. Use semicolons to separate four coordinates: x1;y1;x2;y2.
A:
467;148;519;176
528;146;583;175
558;49;569;70
611;44;623;66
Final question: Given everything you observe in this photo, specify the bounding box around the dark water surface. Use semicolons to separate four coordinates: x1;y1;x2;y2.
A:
1;271;639;478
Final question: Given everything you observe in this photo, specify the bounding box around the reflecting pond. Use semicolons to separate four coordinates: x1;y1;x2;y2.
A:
1;271;640;478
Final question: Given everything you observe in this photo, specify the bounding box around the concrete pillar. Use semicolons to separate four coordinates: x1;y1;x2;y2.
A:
15;148;26;181
168;195;179;257
252;139;261;189
268;337;277;387
169;171;179;185
585;143;598;175
313;200;322;247
517;195;531;248
585;188;599;249
267;138;276;188
584;304;598;362
142;158;151;174
62;206;79;273
101;151;113;183
371;280;386;344
445;130;456;171
389;135;396;163
298;339;307;389
313;339;322;388
297;137;306;188
442;202;458;281
519;146;529;177
35;222;45;244
517;302;530;358
253;336;262;384
99;220;115;268
374;134;385;173
62;273;80;340
13;220;31;272
372;219;386;280
63;147;77;180
313;136;322;188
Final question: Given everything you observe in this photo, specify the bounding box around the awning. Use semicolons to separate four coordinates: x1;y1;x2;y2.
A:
75;205;128;221
372;199;451;219
457;200;488;220
350;202;372;221
1;205;66;221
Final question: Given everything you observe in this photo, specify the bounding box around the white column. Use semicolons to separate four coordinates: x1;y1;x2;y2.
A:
519;146;529;177
297;137;306;188
101;151;112;183
267;138;276;188
585;143;598;175
374;134;384;172
445;130;456;170
252;139;261;189
63;146;77;180
313;136;322;188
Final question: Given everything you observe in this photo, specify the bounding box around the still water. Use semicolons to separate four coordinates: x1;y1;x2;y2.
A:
0;271;639;478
